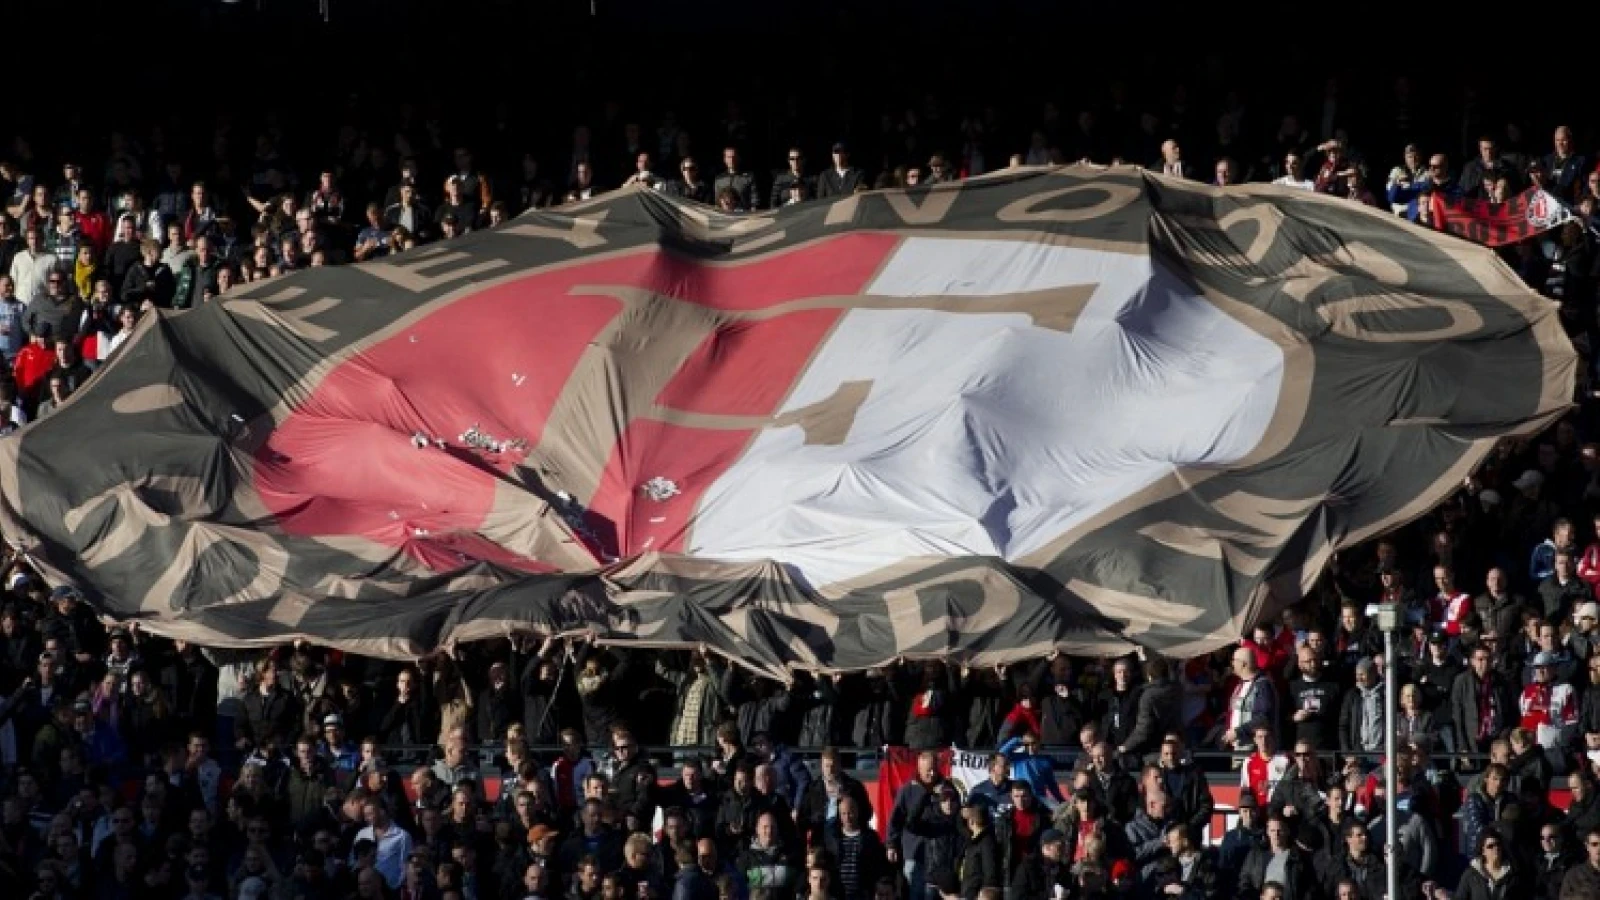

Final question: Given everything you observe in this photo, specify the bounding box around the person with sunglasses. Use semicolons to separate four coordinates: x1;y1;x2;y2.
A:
1560;825;1600;898
1455;825;1529;900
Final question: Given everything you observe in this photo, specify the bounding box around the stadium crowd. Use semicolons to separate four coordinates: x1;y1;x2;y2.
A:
2;55;1600;900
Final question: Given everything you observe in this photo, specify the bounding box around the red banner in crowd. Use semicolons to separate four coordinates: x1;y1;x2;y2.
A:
1434;187;1574;246
874;747;950;840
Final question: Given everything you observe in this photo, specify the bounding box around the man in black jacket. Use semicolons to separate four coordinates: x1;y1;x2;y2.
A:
887;750;942;898
1288;644;1339;751
1156;736;1213;838
610;730;655;834
1236;814;1308;900
238;660;299;752
712;148;758;210
825;795;887;900
816;143;862;198
769;148;813;208
800;747;871;846
993;782;1048;900
1097;658;1141;756
1452;642;1516;760
1118;657;1180;761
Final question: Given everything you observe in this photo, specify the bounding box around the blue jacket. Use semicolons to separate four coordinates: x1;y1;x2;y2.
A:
768;745;812;811
998;737;1064;807
1530;539;1558;584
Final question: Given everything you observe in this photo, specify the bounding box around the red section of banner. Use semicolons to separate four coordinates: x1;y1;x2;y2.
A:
1434;188;1570;247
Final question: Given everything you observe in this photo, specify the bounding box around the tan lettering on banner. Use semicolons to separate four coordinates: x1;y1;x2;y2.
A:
1137;492;1324;578
365;248;511;292
997;179;1141;224
502;209;611;250
227;293;343;343
883;186;962;225
886;569;1021;652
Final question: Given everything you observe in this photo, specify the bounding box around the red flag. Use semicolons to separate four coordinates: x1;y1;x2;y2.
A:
1433;188;1574;246
874;747;953;840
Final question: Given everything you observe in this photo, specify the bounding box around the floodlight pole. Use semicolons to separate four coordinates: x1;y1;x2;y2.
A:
1377;603;1399;900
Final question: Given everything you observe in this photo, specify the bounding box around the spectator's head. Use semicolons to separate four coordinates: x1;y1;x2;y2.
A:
559;727;583;759
753;810;780;847
1235;790;1258;828
1265;814;1292;849
1145;791;1168;821
1231;645;1257;678
1343;818;1370;857
612;728;637;763
1010;779;1033;810
362;798;389;829
696;837;718;875
580;798;603;834
1470;643;1492;677
839;794;862;830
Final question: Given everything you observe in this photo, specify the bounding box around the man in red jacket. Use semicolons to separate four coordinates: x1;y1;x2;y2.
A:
1577;513;1600;590
73;188;111;258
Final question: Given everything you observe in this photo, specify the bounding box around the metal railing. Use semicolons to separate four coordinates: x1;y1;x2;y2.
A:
373;742;1537;785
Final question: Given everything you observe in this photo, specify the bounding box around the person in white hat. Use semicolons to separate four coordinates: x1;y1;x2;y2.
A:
1571;602;1600;659
1519;650;1577;750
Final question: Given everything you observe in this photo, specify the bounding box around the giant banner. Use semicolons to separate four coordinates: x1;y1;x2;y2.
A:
0;167;1573;674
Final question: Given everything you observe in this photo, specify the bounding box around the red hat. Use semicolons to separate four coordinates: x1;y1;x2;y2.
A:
1110;859;1133;881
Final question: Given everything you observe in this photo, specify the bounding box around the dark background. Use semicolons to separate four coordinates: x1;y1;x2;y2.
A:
18;0;1600;189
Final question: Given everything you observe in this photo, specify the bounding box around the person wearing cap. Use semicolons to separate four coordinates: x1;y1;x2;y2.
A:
73;694;127;771
956;802;1000;898
1217;789;1265;894
1033;828;1071;898
1520;650;1579;752
816;143;862;198
317;714;359;773
909;781;962;897
1574;604;1600;663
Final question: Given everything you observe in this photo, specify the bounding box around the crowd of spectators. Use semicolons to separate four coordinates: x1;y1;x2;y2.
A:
1;46;1600;900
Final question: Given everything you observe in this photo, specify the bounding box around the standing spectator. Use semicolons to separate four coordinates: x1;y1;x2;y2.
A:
1338;659;1387;761
1543;127;1588;201
10;227;55;303
1220;645;1275;754
887;750;942;899
817;144;862;198
352;798;412;889
1454;641;1515;760
1240;725;1291;810
713;148;757;211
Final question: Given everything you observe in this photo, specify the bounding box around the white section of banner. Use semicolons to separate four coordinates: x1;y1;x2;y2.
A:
688;237;1286;587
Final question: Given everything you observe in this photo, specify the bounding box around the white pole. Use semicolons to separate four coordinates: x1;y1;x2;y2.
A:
1384;625;1398;900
